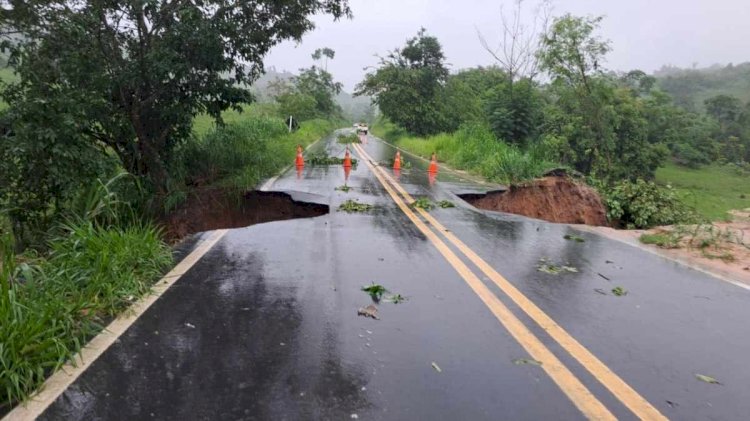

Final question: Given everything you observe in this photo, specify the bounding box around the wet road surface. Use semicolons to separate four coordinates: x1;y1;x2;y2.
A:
32;131;750;420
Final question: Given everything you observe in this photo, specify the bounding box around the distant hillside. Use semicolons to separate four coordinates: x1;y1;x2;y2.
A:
250;66;296;102
655;62;750;111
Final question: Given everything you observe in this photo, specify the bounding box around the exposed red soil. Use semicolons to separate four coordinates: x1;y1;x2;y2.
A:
161;189;328;241
462;176;608;226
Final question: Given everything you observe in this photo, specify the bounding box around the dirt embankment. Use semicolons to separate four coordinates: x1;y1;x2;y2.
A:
462;176;608;226
162;189;328;241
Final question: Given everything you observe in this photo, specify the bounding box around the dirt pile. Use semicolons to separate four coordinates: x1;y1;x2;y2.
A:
162;189;328;240
461;176;608;226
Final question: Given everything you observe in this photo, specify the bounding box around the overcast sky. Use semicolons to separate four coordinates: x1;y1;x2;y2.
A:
263;0;750;91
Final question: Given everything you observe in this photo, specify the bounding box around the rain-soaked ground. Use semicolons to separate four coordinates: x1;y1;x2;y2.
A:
33;131;750;420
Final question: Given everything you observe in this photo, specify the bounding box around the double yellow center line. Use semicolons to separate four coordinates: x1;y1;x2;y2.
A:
351;143;666;421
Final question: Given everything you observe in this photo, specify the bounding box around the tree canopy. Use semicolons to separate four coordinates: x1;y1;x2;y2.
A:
0;0;350;193
355;28;450;136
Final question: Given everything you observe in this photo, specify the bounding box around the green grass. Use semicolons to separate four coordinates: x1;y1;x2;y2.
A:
166;105;337;212
0;221;171;410
192;103;282;136
655;162;750;221
639;232;682;248
372;119;557;184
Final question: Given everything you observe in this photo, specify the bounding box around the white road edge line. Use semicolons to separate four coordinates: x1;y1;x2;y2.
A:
3;229;229;421
573;224;750;291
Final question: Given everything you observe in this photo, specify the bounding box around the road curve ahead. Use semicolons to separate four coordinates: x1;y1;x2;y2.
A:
20;131;750;421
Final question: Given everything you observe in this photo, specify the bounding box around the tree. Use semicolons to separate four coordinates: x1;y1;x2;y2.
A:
355;28;450;136
704;95;742;132
619;70;656;97
538;14;610;93
486;78;541;143
538;15;666;180
477;0;551;91
0;0;350;194
295;65;343;117
276;92;318;122
477;0;551;144
312;47;336;71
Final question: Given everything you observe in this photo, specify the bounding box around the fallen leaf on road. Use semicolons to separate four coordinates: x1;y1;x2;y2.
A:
537;261;578;274
666;400;678;408
431;362;442;373
611;286;628;296
513;358;543;366
438;200;455;208
695;374;722;384
383;293;407;304
564;234;585;242
597;273;611;281
357;304;380;320
362;282;388;301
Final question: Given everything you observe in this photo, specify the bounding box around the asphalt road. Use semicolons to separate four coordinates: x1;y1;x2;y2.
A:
28;131;750;420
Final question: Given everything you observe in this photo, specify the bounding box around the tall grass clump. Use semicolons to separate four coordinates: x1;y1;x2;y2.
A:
170;115;336;210
384;121;557;184
0;179;171;411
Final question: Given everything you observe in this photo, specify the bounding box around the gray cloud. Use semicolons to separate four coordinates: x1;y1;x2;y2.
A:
263;0;750;91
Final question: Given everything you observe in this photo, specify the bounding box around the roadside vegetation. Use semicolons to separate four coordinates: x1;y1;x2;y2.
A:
0;0;349;412
655;162;750;221
361;6;750;227
168;111;337;213
1;180;172;410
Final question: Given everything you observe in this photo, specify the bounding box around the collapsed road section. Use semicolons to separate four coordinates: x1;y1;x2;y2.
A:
163;189;329;240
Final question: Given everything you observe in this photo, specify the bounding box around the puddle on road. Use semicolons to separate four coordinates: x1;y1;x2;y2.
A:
163;190;328;240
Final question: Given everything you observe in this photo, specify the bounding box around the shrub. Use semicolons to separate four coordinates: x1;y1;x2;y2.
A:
601;179;702;228
672;143;710;168
0;220;171;409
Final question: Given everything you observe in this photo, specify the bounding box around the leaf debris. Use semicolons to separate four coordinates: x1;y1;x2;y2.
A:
563;234;585;242
611;286;628;296
513;358;543;366
695;374;721;385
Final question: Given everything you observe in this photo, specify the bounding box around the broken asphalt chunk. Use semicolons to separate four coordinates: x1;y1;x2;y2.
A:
357;304;380;320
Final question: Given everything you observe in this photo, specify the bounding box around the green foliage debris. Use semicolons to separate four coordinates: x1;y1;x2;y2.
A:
362;282;388;300
337;133;361;144
438;200;455;208
307;153;359;166
695;374;721;385
537;258;578;274
411;197;435;211
563;234;585;242
611;286;628;296
338;200;373;213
